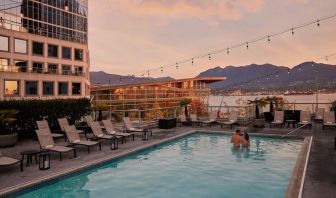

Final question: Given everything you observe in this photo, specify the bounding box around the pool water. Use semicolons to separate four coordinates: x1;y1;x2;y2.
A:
18;133;302;198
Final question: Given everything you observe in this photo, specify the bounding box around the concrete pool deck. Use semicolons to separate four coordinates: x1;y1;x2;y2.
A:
0;123;332;197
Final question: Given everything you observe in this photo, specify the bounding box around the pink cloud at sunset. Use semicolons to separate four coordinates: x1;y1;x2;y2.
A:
89;0;336;78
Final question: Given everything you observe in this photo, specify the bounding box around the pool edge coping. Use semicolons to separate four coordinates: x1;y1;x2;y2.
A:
285;136;313;198
0;130;305;197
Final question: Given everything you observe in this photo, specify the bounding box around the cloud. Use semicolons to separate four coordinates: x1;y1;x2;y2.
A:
107;0;266;21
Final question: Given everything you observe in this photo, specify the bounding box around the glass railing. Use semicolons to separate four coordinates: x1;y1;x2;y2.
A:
0;66;85;76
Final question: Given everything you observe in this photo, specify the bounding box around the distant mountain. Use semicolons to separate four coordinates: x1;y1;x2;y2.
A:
197;62;336;91
90;71;174;85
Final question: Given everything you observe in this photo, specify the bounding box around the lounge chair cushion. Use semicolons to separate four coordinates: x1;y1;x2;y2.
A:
78;140;98;146
0;157;20;166
45;145;54;149
97;134;103;137
73;139;80;143
49;145;74;153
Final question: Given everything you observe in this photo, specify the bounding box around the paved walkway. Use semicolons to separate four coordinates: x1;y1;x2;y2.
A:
302;124;336;198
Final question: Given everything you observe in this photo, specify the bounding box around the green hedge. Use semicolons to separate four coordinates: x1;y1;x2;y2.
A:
0;98;91;138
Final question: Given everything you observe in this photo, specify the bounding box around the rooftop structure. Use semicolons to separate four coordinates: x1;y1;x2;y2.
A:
0;0;90;99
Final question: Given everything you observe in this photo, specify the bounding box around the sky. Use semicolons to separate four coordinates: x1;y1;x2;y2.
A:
88;0;336;78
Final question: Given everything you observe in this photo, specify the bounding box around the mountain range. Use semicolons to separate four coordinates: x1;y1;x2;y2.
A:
90;62;336;91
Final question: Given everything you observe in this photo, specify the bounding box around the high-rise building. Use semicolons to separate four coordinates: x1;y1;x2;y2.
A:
0;0;89;99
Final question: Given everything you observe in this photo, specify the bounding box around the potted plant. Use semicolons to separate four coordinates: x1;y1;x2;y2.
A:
179;98;192;117
248;98;267;127
91;102;109;121
0;109;19;147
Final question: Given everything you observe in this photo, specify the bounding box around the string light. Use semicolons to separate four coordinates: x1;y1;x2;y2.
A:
176;63;178;70
129;13;336;78
161;66;163;73
208;53;211;60
287;69;290;74
326;56;329;61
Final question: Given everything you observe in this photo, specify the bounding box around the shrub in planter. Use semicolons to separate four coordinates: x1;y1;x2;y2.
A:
0;109;19;147
0;98;91;139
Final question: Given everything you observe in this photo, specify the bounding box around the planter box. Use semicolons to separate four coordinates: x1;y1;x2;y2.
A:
253;119;265;128
0;133;18;147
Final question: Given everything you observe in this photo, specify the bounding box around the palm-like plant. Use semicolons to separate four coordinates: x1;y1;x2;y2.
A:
179;98;192;117
248;98;267;119
265;96;278;112
91;102;109;121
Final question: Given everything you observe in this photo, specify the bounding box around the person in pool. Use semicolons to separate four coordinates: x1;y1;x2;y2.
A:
231;129;243;149
242;132;250;148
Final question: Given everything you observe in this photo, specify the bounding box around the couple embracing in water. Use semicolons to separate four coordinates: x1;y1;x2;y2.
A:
231;129;250;149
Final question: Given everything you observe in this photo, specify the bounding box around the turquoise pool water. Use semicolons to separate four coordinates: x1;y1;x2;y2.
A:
18;133;302;198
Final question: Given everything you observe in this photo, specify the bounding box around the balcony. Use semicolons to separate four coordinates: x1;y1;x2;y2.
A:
0;66;85;77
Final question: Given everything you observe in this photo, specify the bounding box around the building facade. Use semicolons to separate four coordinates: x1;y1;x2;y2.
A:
91;77;225;119
0;0;89;100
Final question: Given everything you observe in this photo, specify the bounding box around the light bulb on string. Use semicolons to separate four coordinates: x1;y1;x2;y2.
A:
317;19;320;27
326;56;328;61
176;63;178;70
246;42;249;49
267;35;271;43
291;28;294;35
287;68;290;74
119;77;122;84
227;48;230;55
147;70;150;77
131;75;134;80
192;58;194;65
208;53;211;60
161;66;163;73
276;72;279;78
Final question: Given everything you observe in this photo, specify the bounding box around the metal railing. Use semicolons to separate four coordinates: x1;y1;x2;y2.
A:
0;66;85;77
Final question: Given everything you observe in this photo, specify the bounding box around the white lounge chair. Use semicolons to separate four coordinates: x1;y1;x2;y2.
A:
315;108;325;121
201;111;218;127
90;121;119;150
122;117;152;140
177;114;188;127
298;111;312;129
58;118;85;134
322;112;336;130
102;119;134;143
270;111;284;128
36;129;76;161
36;120;65;140
63;125;101;153
218;111;238;129
189;114;200;127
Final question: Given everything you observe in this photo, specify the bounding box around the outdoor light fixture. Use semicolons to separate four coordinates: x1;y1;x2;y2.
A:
64;0;69;11
39;152;50;170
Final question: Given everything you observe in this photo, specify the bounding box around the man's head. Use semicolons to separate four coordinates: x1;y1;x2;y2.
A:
235;129;241;135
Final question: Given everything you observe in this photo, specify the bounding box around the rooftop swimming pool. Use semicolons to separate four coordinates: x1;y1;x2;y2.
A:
18;132;303;198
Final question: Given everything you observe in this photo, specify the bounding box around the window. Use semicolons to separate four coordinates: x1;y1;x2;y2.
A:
32;41;44;56
32;62;44;73
58;82;68;95
0;58;9;66
74;48;83;61
48;44;58;57
15;60;28;72
5;80;20;96
74;66;83;75
62;65;71;75
0;36;9;51
62;47;71;59
25;81;38;95
15;39;27;54
72;83;81;95
48;63;58;74
43;82;54;95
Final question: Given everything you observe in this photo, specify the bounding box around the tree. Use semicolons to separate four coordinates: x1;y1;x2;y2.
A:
179;98;192;117
248;98;267;119
91;102;109;121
